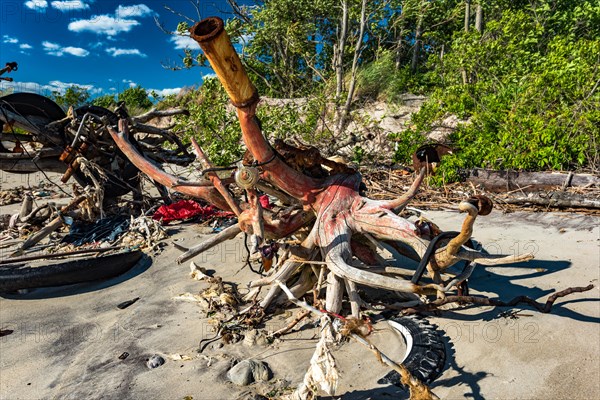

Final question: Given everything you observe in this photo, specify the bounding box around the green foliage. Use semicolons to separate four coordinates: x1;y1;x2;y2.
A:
92;94;117;109
256;96;331;144
357;51;438;100
161;0;598;175
409;0;600;180
231;0;338;97
52;85;90;109
118;86;152;111
160;82;330;167
162;79;243;166
352;145;365;164
390;128;427;164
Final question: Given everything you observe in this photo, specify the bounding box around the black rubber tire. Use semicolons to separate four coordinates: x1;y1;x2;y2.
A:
0;250;142;292
378;315;447;386
0;92;66;122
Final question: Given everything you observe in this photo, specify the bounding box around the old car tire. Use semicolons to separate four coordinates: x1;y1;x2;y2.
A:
0;250;143;292
378;315;447;386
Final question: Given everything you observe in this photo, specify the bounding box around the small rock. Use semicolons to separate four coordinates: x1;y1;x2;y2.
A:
147;354;165;369
227;359;272;386
244;330;269;347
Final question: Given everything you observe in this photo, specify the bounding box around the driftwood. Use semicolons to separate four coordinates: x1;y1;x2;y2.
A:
103;16;596;398
0;246;121;265
401;284;595;315
107;16;537;311
464;168;599;192
10;195;87;257
499;191;600;209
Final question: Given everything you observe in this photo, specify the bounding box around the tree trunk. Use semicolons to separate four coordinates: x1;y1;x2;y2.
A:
410;13;423;74
336;0;368;135
335;1;349;101
475;3;483;33
501;192;600;209
394;6;405;70
461;0;471;84
464;0;471;32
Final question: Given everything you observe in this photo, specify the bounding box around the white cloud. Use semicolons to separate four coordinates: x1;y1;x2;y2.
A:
3;35;19;44
68;15;140;36
240;33;254;43
202;73;217;81
50;1;90;11
115;4;154;18
42;41;89;57
67;4;153;37
62;46;89;56
105;47;147;57
46;80;101;94
47;80;92;91
0;79;99;95
42;41;60;50
19;43;33;49
170;35;197;50
122;79;137;88
148;88;181;97
24;1;48;10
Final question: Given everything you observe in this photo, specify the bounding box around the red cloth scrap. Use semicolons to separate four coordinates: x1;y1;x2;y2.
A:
152;200;233;224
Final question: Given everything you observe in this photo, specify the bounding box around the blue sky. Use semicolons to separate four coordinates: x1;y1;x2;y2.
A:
0;0;245;99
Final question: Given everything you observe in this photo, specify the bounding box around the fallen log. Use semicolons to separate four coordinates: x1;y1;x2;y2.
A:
0;246;122;265
499;191;600;209
464;168;599;192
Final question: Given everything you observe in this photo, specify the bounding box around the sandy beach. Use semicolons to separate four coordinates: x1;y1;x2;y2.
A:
1;171;599;400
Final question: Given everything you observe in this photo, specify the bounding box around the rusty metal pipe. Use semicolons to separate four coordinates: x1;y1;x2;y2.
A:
190;17;258;107
190;17;322;202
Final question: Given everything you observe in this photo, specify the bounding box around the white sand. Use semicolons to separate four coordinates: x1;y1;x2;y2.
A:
1;171;598;399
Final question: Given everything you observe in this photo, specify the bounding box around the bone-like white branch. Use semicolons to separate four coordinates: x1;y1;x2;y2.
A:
132;107;189;124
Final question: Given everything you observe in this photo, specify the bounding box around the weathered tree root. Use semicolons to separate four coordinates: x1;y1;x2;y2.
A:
400;284;595;315
106;16;538;316
104;16;598;398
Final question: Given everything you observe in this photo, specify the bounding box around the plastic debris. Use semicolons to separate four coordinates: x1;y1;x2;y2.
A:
152;200;233;224
62;215;130;246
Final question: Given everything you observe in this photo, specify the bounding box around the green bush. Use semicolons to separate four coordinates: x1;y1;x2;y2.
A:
409;6;600;182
